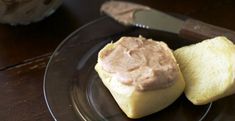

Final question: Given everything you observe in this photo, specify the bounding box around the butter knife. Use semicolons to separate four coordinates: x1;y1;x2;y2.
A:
101;1;235;42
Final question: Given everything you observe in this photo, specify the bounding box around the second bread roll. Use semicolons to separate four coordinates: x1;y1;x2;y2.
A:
174;36;235;105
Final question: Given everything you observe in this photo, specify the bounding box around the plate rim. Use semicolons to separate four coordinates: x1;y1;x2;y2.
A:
43;16;108;121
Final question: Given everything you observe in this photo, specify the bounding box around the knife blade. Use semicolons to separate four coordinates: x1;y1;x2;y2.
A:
133;10;184;34
101;1;235;42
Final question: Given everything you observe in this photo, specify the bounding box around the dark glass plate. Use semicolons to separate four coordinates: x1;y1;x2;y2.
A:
44;16;222;121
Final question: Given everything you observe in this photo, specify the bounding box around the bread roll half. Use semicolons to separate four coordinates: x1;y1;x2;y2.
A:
174;36;235;105
95;36;185;118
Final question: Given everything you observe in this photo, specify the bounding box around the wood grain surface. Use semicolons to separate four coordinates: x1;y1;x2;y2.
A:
0;0;235;121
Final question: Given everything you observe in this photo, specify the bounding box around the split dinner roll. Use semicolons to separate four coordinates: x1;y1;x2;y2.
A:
174;36;235;105
95;36;185;118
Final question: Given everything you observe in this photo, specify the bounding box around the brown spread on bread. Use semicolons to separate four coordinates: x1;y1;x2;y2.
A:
98;36;178;91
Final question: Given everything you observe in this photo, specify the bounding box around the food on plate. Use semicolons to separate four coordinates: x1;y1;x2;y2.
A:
95;36;185;118
174;36;235;105
0;0;62;25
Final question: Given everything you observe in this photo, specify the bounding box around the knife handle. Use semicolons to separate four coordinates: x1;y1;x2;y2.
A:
179;18;235;43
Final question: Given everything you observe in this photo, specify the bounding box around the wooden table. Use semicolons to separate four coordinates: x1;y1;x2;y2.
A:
0;0;235;120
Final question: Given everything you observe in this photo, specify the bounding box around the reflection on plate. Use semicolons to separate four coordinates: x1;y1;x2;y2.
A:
44;17;235;121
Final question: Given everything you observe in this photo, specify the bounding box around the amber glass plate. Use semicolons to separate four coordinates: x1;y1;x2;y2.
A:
43;16;235;121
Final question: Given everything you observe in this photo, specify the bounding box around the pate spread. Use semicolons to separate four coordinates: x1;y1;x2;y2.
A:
99;36;178;91
101;1;150;25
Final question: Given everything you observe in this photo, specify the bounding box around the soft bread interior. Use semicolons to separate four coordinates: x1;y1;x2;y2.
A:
174;36;235;105
95;63;185;118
